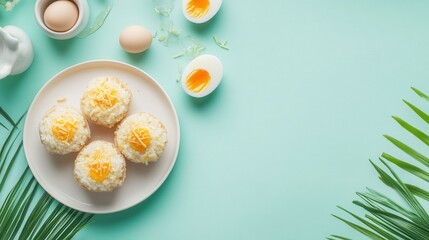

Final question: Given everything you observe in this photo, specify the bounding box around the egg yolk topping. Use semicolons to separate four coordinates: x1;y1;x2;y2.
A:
186;69;211;93
52;116;77;143
91;79;118;109
128;126;151;153
186;0;210;18
89;149;111;182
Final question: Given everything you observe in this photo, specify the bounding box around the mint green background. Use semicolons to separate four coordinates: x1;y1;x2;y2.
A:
2;0;429;239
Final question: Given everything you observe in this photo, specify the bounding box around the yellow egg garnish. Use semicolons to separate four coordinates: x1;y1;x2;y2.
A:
89;149;111;182
51;116;77;142
128;126;151;153
91;79;118;109
186;69;211;93
186;0;210;18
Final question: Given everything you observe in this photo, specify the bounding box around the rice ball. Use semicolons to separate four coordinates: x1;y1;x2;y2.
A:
81;76;132;128
74;140;126;192
114;113;167;165
39;105;90;155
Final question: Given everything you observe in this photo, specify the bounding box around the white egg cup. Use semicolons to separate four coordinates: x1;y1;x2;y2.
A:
35;0;89;40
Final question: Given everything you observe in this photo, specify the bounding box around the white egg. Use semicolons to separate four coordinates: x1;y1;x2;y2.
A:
182;0;222;24
181;54;223;98
119;25;152;54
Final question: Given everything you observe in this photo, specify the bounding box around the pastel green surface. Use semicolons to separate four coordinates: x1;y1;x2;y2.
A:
2;0;429;239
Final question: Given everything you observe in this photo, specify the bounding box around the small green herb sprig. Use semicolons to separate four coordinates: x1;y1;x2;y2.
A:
0;0;20;11
152;0;229;83
213;35;229;50
77;0;113;38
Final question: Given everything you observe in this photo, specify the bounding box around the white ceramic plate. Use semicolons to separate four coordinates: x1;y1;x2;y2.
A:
23;60;180;214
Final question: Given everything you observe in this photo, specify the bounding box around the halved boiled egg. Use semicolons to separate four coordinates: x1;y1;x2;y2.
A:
181;54;223;98
182;0;222;24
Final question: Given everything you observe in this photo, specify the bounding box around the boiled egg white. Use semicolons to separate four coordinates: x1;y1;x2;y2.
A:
181;54;223;98
182;0;222;24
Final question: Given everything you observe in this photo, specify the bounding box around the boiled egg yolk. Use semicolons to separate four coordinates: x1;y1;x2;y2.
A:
52;116;77;142
128;127;151;153
186;0;210;18
91;80;118;109
89;150;111;182
186;69;211;93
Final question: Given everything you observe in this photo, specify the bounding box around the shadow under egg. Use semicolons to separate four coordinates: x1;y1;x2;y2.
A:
185;80;223;109
187;5;225;36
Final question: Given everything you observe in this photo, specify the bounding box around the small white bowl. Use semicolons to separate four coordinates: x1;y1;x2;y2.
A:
35;0;89;40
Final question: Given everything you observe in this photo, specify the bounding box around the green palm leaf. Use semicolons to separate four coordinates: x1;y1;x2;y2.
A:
332;214;386;240
333;88;429;239
403;100;429;125
0;106;16;127
328;235;353;240
0;111;93;240
411;87;429;102
381;153;429;183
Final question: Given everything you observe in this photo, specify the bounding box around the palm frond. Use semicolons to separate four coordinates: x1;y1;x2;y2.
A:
411;87;429;102
0;106;15;127
403;100;429;124
332;213;386;240
0;111;94;239
392;116;429;146
328;235;353;240
381;179;429;202
384;135;429;168
337;205;396;239
381;153;429;183
333;87;429;239
0;121;8;131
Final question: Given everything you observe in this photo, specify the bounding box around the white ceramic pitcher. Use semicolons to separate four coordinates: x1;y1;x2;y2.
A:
0;26;34;80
